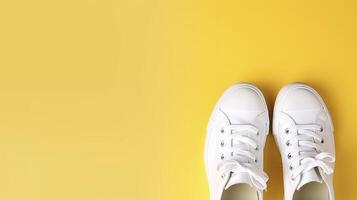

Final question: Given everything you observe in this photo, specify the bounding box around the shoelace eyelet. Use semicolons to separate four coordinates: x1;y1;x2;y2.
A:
320;127;324;132
289;165;293;171
220;141;225;147
220;154;225;160
220;128;225;133
285;128;290;134
286;140;291;146
287;153;292;159
321;139;324;144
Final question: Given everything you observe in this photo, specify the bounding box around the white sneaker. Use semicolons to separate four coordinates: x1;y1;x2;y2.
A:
273;83;336;200
205;83;269;200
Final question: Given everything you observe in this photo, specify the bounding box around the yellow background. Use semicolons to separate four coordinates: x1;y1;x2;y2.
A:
0;0;356;199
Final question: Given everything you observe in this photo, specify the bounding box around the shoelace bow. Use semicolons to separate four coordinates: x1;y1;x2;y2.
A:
287;124;336;180
217;125;269;191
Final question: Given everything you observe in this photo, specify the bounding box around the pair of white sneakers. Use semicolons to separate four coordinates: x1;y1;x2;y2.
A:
204;83;336;200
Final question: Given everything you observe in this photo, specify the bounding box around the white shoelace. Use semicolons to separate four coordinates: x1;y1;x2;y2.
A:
286;124;336;180
217;124;268;190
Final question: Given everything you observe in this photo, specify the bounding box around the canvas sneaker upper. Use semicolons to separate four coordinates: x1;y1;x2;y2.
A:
205;83;269;200
273;83;336;200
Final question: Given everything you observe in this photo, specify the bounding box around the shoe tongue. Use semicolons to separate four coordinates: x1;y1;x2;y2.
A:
225;172;253;190
297;167;323;190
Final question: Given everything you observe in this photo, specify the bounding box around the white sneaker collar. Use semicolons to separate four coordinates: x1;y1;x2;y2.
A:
296;167;322;190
